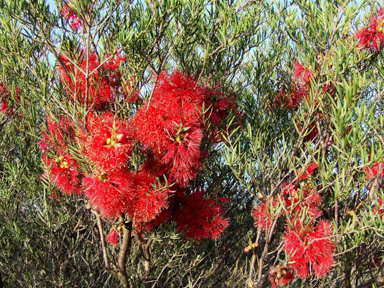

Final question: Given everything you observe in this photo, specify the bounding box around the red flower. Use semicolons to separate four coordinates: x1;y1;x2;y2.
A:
106;228;119;247
0;82;21;114
133;72;233;181
83;169;134;219
364;161;384;179
275;85;306;110
103;52;126;71
136;195;175;232
281;182;322;220
0;98;8;113
162;128;204;187
269;265;295;288
129;171;170;224
58;53;116;109
297;121;319;142
202;86;235;126
275;62;315;111
61;3;82;31
133;71;210;186
297;162;318;180
293;62;314;85
133;71;204;151
83;112;134;173
373;198;384;218
38;116;75;153
174;190;229;241
42;153;82;195
356;8;384;51
283;219;335;279
252;198;279;231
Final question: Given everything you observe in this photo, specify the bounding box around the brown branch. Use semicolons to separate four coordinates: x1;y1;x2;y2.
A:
143;238;154;287
118;218;133;288
92;210;118;278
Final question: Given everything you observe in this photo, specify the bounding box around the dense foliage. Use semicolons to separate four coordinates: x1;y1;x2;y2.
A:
0;0;384;287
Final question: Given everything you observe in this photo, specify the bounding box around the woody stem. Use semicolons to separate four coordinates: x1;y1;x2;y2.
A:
118;219;133;288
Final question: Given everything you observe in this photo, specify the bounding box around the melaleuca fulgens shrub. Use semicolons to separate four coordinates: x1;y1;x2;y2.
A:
40;49;234;287
6;0;384;287
42;65;233;234
0;0;268;287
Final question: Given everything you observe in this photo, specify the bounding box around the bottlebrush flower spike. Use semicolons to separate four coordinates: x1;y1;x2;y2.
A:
103;52;126;71
83;169;134;219
356;8;384;51
202;86;235;126
252;198;279;231
137;197;175;232
133;71;204;153
373;198;384;218
274;85;306;110
38;116;75;153
106;228;119;247
133;71;212;186
129;171;170;224
162;127;204;187
42;153;82;195
0;98;8;113
174;190;229;241
154;71;206;106
297;121;319;142
364;161;384;179
269;265;294;288
281;182;322;220
83;112;134;172
0;81;21;114
283;219;335;279
293;62;314;85
297;162;318;181
61;3;82;31
58;53;116;109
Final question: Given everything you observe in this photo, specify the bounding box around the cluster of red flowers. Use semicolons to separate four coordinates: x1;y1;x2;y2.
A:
133;71;232;187
174;190;229;241
0;82;9;113
275;62;314;111
252;162;335;285
0;81;21;114
58;51;131;109
277;61;343;144
39;116;82;195
364;160;384;218
364;160;384;179
283;219;334;279
268;265;294;288
41;59;233;242
61;3;82;32
356;8;384;52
